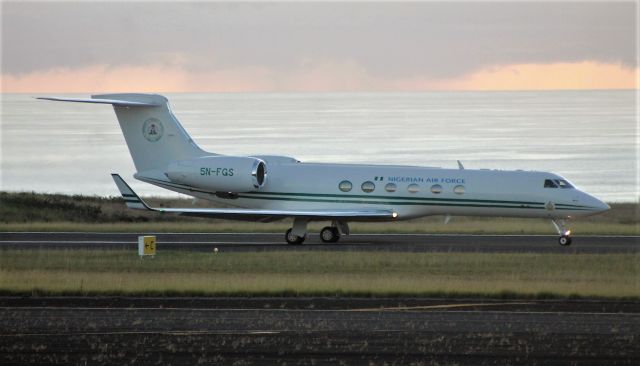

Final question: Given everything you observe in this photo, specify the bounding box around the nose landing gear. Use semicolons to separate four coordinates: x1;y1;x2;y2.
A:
551;219;572;246
558;234;572;246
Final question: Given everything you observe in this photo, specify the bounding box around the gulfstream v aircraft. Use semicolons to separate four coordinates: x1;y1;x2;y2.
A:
40;93;609;246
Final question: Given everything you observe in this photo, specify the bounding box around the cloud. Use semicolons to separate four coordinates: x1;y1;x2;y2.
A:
2;60;635;93
437;62;637;91
2;1;636;87
0;60;373;93
1;64;191;93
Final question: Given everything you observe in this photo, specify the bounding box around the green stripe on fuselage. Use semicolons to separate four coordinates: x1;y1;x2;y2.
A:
237;194;548;210
245;190;544;206
239;193;594;211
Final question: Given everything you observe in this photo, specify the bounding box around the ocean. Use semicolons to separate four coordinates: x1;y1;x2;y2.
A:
1;90;636;202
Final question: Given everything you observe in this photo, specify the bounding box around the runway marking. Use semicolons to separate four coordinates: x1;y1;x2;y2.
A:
4;306;637;317
347;302;537;312
2;232;638;238
0;330;282;337
0;232;278;235
0;241;284;245
0;241;138;244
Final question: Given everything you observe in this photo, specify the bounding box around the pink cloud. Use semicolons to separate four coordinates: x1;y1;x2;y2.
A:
2;61;636;93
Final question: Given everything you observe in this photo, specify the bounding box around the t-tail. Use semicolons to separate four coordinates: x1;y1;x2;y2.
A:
38;94;210;173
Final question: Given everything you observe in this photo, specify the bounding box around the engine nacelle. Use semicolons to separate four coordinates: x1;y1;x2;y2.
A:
165;156;267;192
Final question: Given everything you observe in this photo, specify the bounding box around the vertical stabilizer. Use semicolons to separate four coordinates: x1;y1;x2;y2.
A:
39;93;210;172
95;93;209;172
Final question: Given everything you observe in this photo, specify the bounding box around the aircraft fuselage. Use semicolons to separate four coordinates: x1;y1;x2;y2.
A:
136;156;608;221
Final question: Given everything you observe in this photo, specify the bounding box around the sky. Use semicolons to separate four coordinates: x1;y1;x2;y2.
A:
1;1;637;92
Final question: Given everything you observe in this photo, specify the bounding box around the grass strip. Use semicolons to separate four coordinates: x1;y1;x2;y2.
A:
1;250;638;299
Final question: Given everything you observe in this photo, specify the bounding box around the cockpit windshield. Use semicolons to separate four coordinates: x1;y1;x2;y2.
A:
556;179;573;188
544;179;574;189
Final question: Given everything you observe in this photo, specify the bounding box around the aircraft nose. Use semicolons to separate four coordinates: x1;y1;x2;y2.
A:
582;193;610;214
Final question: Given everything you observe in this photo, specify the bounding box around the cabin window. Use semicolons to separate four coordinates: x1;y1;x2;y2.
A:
339;180;352;192
454;185;465;195
407;183;420;193
544;179;558;188
385;183;397;192
430;184;442;194
361;181;375;193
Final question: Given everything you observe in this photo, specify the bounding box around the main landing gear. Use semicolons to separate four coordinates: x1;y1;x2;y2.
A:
551;219;572;246
285;228;306;245
284;219;349;245
320;226;340;243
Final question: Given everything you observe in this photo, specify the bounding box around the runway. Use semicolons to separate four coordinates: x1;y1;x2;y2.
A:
1;297;638;365
0;231;637;253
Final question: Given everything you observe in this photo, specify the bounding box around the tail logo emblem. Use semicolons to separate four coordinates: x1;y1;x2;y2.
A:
142;118;164;142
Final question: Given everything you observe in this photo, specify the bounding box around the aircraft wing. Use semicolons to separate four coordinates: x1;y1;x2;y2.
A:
111;174;397;221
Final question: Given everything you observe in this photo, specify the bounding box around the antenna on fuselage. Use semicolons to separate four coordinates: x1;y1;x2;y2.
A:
457;160;465;170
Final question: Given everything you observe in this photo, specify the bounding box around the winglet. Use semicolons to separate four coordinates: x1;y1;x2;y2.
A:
111;174;153;210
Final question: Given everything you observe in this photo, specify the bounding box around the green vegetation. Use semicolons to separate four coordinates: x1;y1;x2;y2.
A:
0;250;637;299
0;191;638;234
3;192;635;300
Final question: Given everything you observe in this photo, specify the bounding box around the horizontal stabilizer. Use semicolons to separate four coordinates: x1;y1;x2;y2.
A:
37;96;160;107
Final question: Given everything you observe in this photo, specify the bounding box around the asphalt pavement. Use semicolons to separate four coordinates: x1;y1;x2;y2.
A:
0;231;637;253
1;297;638;365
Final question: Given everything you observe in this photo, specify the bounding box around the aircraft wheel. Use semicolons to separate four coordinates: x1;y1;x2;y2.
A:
558;235;572;246
320;226;340;243
285;228;306;245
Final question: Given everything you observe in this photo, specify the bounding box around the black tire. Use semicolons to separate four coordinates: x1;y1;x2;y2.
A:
285;228;305;245
320;226;340;243
559;235;572;246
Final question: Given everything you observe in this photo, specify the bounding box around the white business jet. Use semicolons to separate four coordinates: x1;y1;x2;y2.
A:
39;94;609;246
